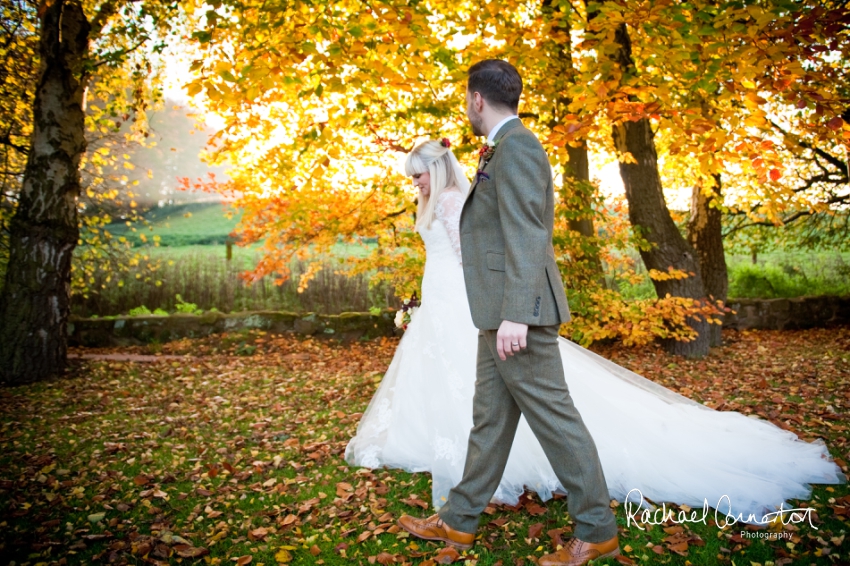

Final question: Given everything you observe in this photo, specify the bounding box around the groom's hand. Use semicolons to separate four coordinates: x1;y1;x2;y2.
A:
496;320;528;361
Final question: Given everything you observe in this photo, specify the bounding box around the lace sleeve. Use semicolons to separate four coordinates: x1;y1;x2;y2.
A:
435;190;464;264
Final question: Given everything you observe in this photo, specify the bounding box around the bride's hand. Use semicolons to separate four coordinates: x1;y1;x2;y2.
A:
496;320;528;361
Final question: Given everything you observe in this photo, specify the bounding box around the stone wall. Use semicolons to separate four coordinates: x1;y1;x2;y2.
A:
67;295;849;348
723;295;850;330
68;311;397;347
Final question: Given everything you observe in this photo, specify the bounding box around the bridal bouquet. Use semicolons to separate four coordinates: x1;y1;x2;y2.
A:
394;292;420;330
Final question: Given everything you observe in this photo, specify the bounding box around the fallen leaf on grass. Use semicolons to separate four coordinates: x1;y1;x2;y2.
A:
525;503;547;516
434;546;461;564
527;522;543;539
666;540;689;556
233;555;252;565
274;549;292;563
548;527;571;549
173;545;209;558
402;495;429;509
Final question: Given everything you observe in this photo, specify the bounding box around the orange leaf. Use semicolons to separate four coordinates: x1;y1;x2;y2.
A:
174;545;209;558
434;546;461;564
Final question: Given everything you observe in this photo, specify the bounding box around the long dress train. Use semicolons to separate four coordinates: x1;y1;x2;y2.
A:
344;189;845;524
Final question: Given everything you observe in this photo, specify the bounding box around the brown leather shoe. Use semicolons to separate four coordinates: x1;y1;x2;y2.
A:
397;513;475;550
539;535;620;566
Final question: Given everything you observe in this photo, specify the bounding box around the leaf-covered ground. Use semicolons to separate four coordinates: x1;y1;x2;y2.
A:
1;327;848;566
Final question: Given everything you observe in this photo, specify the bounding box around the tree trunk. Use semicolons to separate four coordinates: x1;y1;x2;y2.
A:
563;142;605;281
542;0;604;283
610;23;710;358
687;174;727;347
0;0;90;385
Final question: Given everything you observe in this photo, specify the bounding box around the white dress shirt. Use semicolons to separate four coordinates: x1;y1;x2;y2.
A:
487;115;519;145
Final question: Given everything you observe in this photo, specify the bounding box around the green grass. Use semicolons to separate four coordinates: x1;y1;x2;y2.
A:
726;252;850;299
106;202;242;247
614;252;850;301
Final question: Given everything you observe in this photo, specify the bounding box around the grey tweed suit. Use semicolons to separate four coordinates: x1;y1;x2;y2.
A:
436;119;618;543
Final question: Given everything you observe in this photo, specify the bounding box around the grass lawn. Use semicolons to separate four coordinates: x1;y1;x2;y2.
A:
1;328;848;565
106;203;243;248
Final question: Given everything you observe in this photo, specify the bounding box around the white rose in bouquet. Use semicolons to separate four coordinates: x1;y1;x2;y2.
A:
394;291;420;330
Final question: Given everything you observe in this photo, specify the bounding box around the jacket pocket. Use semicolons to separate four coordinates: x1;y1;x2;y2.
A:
486;251;505;272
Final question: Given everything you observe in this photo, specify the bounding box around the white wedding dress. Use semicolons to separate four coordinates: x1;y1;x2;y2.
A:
345;189;845;523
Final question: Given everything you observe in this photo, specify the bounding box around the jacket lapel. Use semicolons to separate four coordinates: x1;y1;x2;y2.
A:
465;119;523;202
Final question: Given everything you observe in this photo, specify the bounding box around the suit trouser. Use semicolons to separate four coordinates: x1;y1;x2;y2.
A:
437;324;618;542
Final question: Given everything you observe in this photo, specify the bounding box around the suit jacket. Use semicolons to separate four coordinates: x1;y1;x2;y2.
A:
459;119;571;330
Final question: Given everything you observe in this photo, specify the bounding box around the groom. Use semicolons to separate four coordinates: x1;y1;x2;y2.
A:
398;60;620;566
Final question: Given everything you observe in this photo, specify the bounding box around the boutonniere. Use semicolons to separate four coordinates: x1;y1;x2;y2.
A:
478;140;499;163
475;140;498;183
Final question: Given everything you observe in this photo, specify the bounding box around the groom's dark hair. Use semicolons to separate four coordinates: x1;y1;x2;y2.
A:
467;60;523;113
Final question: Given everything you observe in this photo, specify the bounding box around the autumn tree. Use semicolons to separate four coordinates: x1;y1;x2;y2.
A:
184;0;846;354
0;0;185;385
558;0;849;352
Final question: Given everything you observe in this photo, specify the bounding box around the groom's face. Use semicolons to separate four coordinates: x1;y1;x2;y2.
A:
466;89;485;137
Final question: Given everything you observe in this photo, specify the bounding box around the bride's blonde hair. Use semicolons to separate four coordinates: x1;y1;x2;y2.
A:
404;140;460;230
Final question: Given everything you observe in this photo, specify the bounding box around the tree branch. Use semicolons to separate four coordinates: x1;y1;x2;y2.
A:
0;133;28;155
769;119;848;174
723;192;850;236
90;36;149;69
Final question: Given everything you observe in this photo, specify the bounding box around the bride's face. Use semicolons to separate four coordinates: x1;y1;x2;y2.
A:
412;171;431;197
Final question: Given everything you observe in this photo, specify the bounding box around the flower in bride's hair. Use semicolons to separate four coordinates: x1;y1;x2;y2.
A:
441;137;451;148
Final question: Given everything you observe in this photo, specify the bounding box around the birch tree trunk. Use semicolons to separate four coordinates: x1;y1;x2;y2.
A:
0;0;90;385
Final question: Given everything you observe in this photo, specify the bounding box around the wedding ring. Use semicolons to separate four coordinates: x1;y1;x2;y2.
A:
511;342;519;346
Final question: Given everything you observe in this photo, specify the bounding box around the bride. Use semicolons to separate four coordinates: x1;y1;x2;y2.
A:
344;139;845;523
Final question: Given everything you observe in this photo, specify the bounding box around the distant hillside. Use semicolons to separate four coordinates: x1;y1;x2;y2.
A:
106;202;241;247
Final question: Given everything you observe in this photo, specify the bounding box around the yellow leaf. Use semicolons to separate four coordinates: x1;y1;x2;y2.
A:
274;549;292;563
